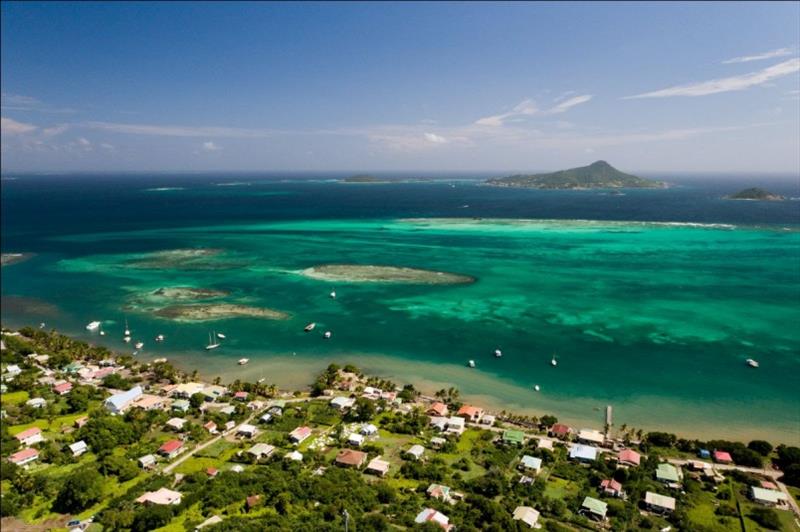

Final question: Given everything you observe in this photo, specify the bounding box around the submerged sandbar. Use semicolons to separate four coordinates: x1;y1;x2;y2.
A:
1;253;33;267
151;286;229;300
126;248;226;269
153;303;289;321
301;264;475;284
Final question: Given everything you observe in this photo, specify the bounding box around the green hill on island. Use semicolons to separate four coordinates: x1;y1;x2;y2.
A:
726;187;785;201
487;160;664;189
342;174;387;183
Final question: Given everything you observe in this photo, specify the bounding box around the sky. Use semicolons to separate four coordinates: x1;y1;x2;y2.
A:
1;1;799;174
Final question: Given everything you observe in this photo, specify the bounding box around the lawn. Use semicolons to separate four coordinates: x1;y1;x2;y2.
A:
8;412;87;436
544;476;580;500
173;456;226;475
1;390;29;405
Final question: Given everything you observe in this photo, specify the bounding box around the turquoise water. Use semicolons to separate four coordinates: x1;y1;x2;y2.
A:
2;175;799;442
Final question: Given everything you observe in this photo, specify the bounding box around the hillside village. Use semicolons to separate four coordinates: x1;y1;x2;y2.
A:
1;327;799;532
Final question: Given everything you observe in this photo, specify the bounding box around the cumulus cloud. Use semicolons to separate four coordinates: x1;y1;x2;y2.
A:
202;141;222;151
722;48;793;64
625;58;800;98
1;116;37;135
423;132;447;144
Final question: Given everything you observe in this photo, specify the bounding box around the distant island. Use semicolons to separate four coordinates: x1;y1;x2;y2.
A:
486;160;665;189
341;174;389;183
725;187;785;201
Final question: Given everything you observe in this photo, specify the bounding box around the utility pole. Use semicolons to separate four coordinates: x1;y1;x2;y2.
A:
343;508;350;532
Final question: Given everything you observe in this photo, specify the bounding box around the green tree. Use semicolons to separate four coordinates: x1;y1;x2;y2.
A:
53;467;104;513
67;386;90;413
132;504;173;532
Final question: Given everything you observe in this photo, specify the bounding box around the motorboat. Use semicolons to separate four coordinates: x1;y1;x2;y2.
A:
746;358;760;368
323;331;332;339
494;349;502;358
551;354;557;367
86;321;102;331
329;290;337;299
135;341;144;350
155;334;165;342
304;322;316;332
534;384;540;392
216;333;226;339
238;358;250;365
468;360;476;368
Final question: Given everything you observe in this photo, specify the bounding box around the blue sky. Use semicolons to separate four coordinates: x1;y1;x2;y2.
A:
2;1;799;173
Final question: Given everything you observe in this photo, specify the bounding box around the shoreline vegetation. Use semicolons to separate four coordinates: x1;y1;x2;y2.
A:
725;187;786;201
301;264;476;284
1;327;799;532
486;161;666;190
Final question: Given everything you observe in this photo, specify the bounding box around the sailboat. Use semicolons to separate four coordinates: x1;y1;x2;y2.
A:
494;348;502;358
551;354;557;367
123;319;131;342
205;332;220;350
329;290;337;299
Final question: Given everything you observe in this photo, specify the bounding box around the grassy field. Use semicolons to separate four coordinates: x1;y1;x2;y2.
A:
0;390;29;405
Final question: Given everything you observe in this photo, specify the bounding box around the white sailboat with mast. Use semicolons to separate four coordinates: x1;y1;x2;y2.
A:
205;331;220;350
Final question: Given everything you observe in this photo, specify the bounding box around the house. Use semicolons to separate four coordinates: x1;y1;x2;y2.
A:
245;494;261;511
259;413;273;424
138;454;157;469
15;427;44;446
519;455;542;474
136;488;182;506
750;486;788;507
9;448;39;466
63;362;84;374
362;386;382;400
158;439;185;459
569;444;598;463
233;391;248;401
429;416;449;432
196;515;223;530
427;402;448;417
246;400;264;411
365;457;390;477
285;450;303;462
348;433;365;447
414;508;453;531
289;426;312;444
132;394;168;411
4;364;22;377
201;384;227;401
68;440;88;457
53;382;73;395
549;423;572;439
203;421;218;434
206;467;219;477
580;496;608;521
687;460;710;471
656;463;682;486
219;405;236;416
502;429;525;446
335;449;367;469
600;479;625;498
165;417;188;431
430;436;447;449
171;399;191;413
644;491;676;514
427;483;463;504
577;429;605;446
512;506;540;528
537;438;554;450
330;396;356;410
224;420;236;431
480;414;496;426
713;450;733;464
456;405;484;423
236;423;258;439
105;385;144;414
172;382;205;398
617;449;641;467
26;397;47;409
74;416;89;428
698;448;711;459
360;423;378;436
247;443;275;460
406;444;425;461
445;416;464;436
230;464;244;473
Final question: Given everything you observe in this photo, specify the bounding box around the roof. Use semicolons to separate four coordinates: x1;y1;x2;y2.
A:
289;426;312;440
15;427;42;440
246;495;261;508
285;450;303;461
366;457;390;473
618;449;641;465
247;443;275;457
106;385;143;410
537;438;554;450
69;440;87;453
348;433;364;444
407;444;425;456
330;396;355;408
196;515;223;530
414;508;450;528
601;479;623;492
9;448;39;462
159;439;183;453
578;429;605;444
233;391;248;398
203;421;217;430
550;423;571;436
751;486;786;504
714;450;733;462
581;496;608;516
656;463;680;482
336;448;367;466
53;382;73;393
166;417;187;428
132;394;164;409
136;488;182;505
569;444;598;461
456;405;483;417
520;455;542;470
237;423;257;433
503;429;525;444
138;454;156;464
513;506;540;527
172;399;191;408
645;491;676;510
428;402;448;416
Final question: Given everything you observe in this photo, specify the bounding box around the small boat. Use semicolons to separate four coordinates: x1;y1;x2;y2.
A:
39;322;46;329
551;354;557;367
132;350;139;356
123;336;131;343
216;333;226;339
257;378;266;383
746;358;760;368
494;349;502;358
304;322;316;332
124;319;131;337
323;331;332;339
534;384;540;392
86;321;102;331
135;341;144;350
468;360;476;368
99;329;106;336
329;290;336;299
205;332;220;350
153;357;168;363
238;358;250;365
155;334;165;342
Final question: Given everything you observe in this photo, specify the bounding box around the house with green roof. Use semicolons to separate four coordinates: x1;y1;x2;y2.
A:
580;496;608;521
502;429;525;446
656;463;682;486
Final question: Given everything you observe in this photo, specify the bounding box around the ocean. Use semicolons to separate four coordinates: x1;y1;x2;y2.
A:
2;173;799;443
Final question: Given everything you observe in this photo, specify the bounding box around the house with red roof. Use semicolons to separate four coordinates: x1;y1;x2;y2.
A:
456;405;484;423
203;421;218;434
335;449;367;469
158;439;185;459
600;479;625;498
427;402;448;417
15;427;44;447
289;426;312;444
713;450;733;464
53;382;73;395
549;423;572;439
617;449;641;468
9;448;39;466
233;391;248;401
206;467;219;477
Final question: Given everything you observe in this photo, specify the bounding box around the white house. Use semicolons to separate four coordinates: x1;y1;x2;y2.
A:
414;508;453;531
68;440;88;457
247;443;275;460
138;454;157;469
513;506;541;528
236;423;258;439
165;417;188;431
26;397;47;409
105;385;144;414
136;488;182;506
519;455;542;474
15;427;44;447
360;423;378;436
330;396;356;410
406;444;425;461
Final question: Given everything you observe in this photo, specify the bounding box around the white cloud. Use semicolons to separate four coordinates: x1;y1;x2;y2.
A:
475;95;591;126
42;124;69;137
1;117;37;135
722;48;793;64
84;121;276;138
100;143;115;150
202;141;222;151
77;137;91;147
1;93;77;114
625;58;800;98
423;132;447;144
